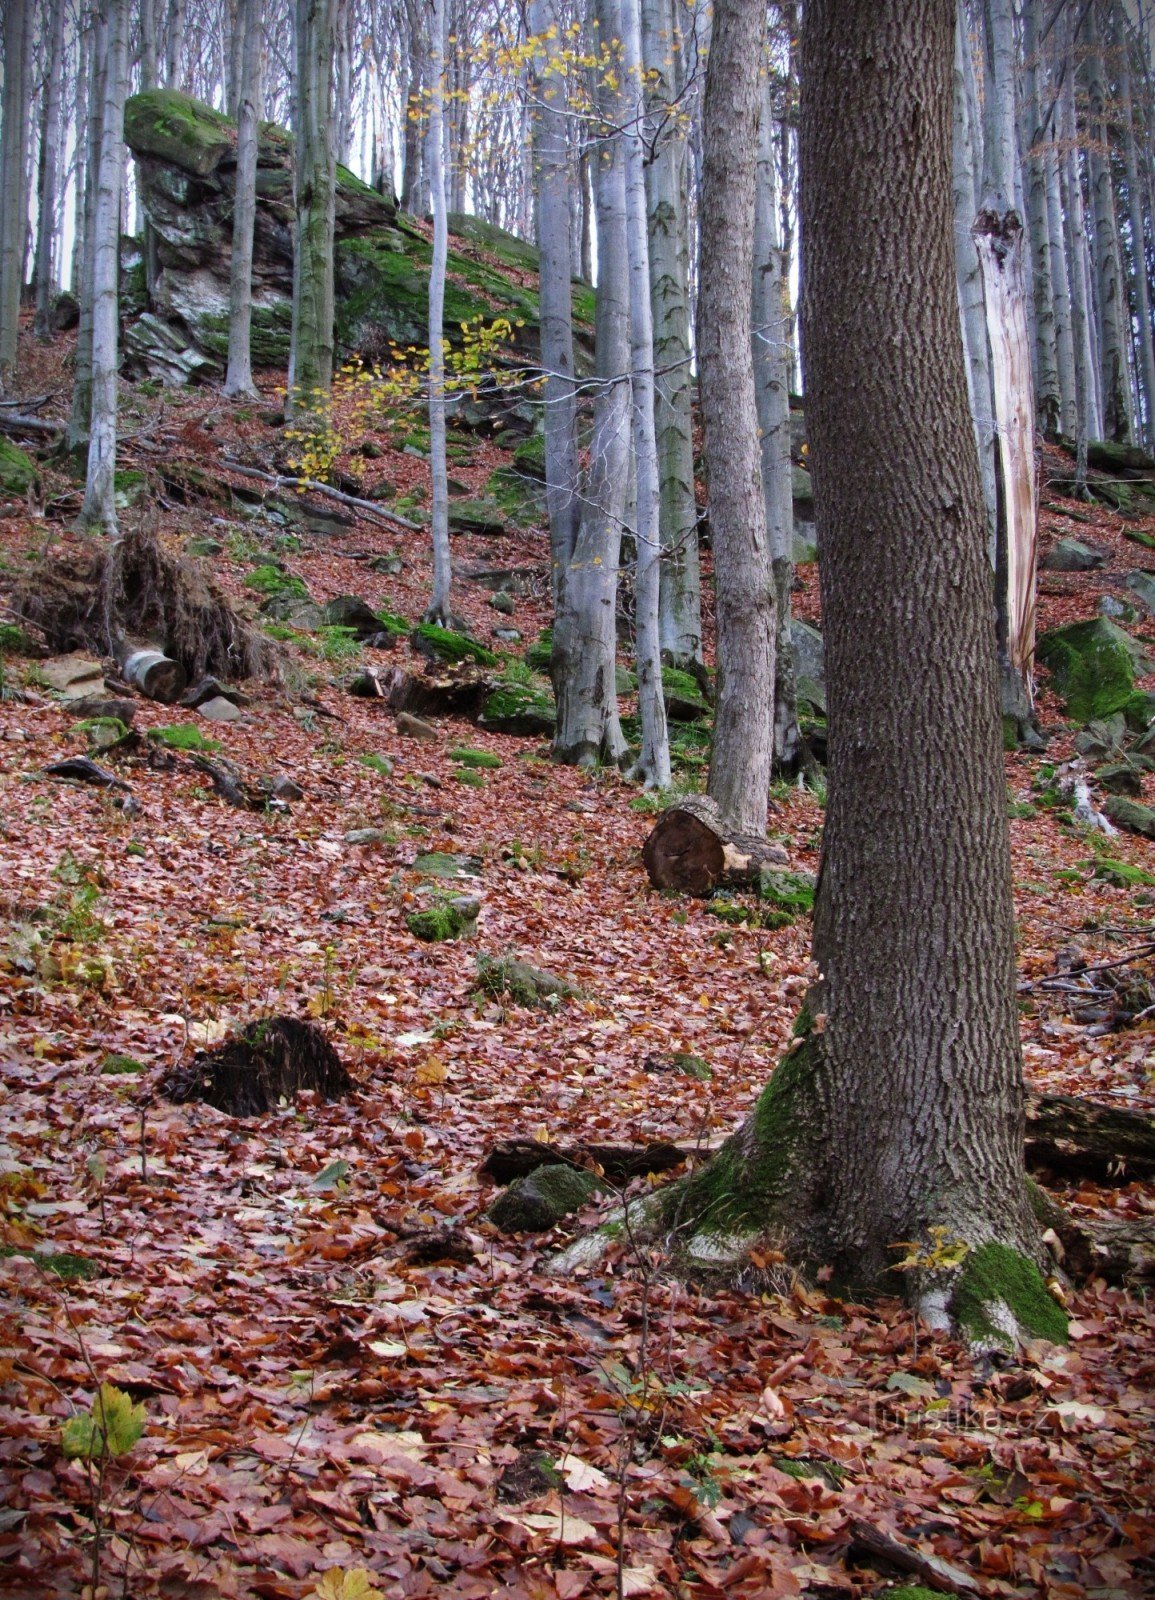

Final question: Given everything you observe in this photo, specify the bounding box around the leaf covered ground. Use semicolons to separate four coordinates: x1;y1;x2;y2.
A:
0;338;1153;1599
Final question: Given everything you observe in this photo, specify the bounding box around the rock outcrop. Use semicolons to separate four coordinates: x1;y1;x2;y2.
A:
123;88;593;385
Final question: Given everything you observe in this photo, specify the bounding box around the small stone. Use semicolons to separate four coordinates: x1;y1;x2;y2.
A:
493;627;522;643
344;827;389;845
396;712;438;740
271;775;304;801
41;654;105;698
1099;594;1137;623
368;553;404;574
490;591;516;614
197;696;243;723
1123;570;1155;615
1103;795;1155;839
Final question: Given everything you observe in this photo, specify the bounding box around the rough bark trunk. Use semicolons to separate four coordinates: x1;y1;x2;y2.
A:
529;0;581;606
551;0;629;770
223;0;263;400
601;0;1049;1342
288;0;336;422
32;0;67;342
699;0;774;836
642;0;702;669
622;0;670;788
753;69;801;774
1021;0;1062;437
1085;6;1135;442
424;0;453;625
0;0;31;389
80;0;129;533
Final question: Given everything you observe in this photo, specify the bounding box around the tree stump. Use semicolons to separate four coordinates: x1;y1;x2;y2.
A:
642;793;788;895
115;639;187;703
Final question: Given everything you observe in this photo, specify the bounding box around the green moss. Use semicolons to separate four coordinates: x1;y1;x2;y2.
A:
101;1053;145;1075
771;1456;846;1489
359;753;394;777
488;1164;604;1232
198;301;292;368
0;436;38;495
479;683;556;735
74;716;131;743
883;1590;944;1600
475;953;579;1007
413;851;477;878
485;467;543;526
454;768;486;787
406;899;477;941
1036;617;1147;723
512;432;546;479
0;1247;102;1281
1122;690;1155;733
374;609;410;638
758;869;817;915
245;564;309;600
525;630;553;672
148;724;221;752
449;746;503;769
952;1241;1069;1349
411;623;497;667
0;623;35;655
1092;856;1155;888
124;88;234;177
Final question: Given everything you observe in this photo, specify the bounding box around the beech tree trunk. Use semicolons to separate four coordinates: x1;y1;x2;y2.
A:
288;0;336;421
0;0;31;390
32;0;67;342
699;0;774;835
1020;0;1062;437
424;0;453;625
689;0;1040;1304
642;0;702;669
223;0;263;400
1085;6;1134;442
551;0;629;770
80;0;129;534
1117;18;1155;449
70;12;104;450
1060;35;1102;445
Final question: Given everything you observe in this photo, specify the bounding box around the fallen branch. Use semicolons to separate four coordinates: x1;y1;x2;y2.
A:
848;1517;981;1596
218;459;421;533
0;392;56;411
0;412;62;437
482;1137;694;1186
1025;1091;1155;1181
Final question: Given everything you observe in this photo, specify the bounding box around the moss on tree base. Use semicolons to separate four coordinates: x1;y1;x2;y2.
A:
951;1241;1068;1349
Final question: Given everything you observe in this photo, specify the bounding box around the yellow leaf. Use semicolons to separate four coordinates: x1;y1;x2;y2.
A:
415;1056;449;1085
310;1569;385;1600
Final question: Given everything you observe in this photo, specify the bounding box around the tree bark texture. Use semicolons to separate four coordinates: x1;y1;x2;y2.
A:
622;0;671;788
551;0;629;770
32;0;67;342
1021;0;1062;437
792;0;1036;1281
1060;40;1102;444
224;0;263;399
1116;17;1155;449
81;0;129;533
642;0;702;669
424;0;453;625
0;0;31;389
699;0;774;835
1084;6;1134;442
288;0;336;420
70;12;104;449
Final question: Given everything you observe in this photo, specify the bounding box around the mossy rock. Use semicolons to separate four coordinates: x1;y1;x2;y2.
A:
475;953;579;1007
486;466;545;527
101;1053;145;1075
1036;617;1149;723
412;851;480;879
488;1164;605;1233
124;87;234;176
246;564;309;601
448;211;543;273
197;300;293;368
511;432;546;480
1074;713;1128;759
1123;690;1155;733
406;896;480;942
410;623;497;667
448;499;507;538
0;437;38;496
479;683;556;736
951;1241;1068;1350
1086;439;1155;474
1102;795;1155;839
1092;856;1155;888
148;724;221;752
524;630;553;672
0;622;36;655
758;868;817;915
449;746;503;769
662;666;710;723
1096;761;1146;796
0;1247;102;1281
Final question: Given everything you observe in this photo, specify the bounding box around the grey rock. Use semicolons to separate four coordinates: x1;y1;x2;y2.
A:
1099;594;1138;623
344;827;389;845
197;696;243;723
1123;570;1155;615
1041;537;1106;572
396;712;438;740
791;618;825;713
487;1164;604;1233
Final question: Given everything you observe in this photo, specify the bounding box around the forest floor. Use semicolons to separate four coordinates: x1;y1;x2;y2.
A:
0;330;1153;1600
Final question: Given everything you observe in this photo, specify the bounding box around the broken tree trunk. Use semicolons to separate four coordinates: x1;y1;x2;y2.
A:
642;792;787;895
1025;1091;1155;1182
160;1016;351;1116
114;639;187;703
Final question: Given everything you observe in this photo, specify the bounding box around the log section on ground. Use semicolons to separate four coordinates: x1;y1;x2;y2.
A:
1025;1091;1155;1180
642;792;788;894
159;1016;351;1116
482;1137;696;1185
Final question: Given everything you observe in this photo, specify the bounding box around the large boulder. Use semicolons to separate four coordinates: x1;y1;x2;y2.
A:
123;89;593;383
0;438;38;496
791;618;825;713
1041;537;1106;572
1036;617;1150;724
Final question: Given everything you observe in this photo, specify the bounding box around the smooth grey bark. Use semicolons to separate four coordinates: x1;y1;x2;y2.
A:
1060;39;1103;445
699;0;774;835
288;0;336;421
982;0;1018;204
70;12;105;450
334;0;354;166
33;0;68;342
165;0;186;87
140;0;158;88
790;0;1034;1286
530;0;581;604
1021;0;1062;435
622;0;671;787
1117;14;1155;447
80;0;129;533
1044;136;1079;437
642;0;702;669
224;0;263;400
0;0;31;389
1085;5;1135;441
953;2;998;564
551;0;630;771
753;68;800;773
425;0;453;625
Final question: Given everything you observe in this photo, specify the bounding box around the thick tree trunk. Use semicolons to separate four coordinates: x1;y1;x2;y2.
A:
70;13;104;451
1020;0;1062;437
617;0;1047;1338
622;0;670;789
424;0;453;625
551;0;629;770
0;0;31;389
1085;7;1134;443
288;0;336;422
223;0;263;400
642;0;702;670
1060;39;1102;446
32;0;67;343
1117;19;1155;449
699;0;774;836
753;69;801;774
80;0;129;534
529;0;580;607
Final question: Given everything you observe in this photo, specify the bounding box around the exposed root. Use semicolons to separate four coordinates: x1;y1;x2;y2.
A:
12;524;280;683
159;1016;352;1117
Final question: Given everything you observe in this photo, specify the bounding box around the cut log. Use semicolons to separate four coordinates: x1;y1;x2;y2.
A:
1025;1091;1155;1182
642;793;788;895
482;1137;693;1186
350;662;494;721
114;639;188;703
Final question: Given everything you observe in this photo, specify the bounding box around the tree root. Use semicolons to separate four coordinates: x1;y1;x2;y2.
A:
159;1017;351;1117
